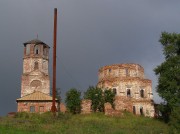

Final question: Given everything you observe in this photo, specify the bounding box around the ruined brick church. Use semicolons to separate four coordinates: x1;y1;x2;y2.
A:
97;64;155;117
16;39;58;113
16;39;154;116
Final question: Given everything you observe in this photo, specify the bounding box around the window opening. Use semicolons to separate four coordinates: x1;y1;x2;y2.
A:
34;45;40;54
26;44;30;55
43;47;47;55
113;88;117;95
140;107;143;115
39;106;44;112
125;68;129;76
34;62;39;70
140;89;144;98
30;106;35;112
127;89;131;97
133;106;136;114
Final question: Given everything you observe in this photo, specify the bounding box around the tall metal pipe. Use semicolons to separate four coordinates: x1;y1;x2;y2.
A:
51;8;57;116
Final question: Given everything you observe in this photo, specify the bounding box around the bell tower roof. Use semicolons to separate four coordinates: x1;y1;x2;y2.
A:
23;39;50;48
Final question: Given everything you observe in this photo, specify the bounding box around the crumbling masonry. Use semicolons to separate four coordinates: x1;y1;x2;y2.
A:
97;64;155;117
16;39;59;113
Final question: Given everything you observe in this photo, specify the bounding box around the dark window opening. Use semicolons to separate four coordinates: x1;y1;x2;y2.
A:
30;106;35;113
113;88;117;95
34;45;40;55
127;89;131;97
133;106;136;114
34;62;39;70
140;107;143;115
140;89;144;98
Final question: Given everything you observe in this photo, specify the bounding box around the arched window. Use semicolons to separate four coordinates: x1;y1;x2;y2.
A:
34;45;40;55
26;44;30;55
113;88;117;95
140;89;144;98
43;47;48;56
127;89;131;97
133;106;136;114
30;80;42;90
125;68;129;76
34;62;39;70
140;107;143;115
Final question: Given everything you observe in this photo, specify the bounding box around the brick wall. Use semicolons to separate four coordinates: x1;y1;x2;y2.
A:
104;102;122;116
17;101;58;113
81;99;92;114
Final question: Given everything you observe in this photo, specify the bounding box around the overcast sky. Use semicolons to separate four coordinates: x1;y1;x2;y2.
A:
0;0;180;116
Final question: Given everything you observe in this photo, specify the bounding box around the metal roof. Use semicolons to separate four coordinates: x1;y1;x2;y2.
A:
23;39;50;48
16;91;56;101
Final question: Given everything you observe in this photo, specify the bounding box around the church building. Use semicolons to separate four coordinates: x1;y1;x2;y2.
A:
97;64;155;117
16;39;58;113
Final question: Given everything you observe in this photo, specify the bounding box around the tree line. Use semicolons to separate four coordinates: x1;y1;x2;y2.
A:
65;86;115;114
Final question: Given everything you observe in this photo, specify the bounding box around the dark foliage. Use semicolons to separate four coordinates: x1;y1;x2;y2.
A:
84;86;115;112
84;86;104;112
154;32;180;130
65;88;81;114
104;89;116;108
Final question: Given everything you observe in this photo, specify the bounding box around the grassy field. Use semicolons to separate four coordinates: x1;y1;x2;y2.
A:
0;112;174;134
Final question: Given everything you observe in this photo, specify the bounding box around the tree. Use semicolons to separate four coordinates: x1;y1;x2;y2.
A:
84;86;104;112
65;88;81;114
154;32;180;128
84;86;115;112
104;89;116;108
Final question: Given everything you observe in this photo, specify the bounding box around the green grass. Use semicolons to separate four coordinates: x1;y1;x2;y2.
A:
0;112;172;134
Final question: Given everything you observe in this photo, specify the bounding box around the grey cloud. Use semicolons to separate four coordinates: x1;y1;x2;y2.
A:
0;0;179;115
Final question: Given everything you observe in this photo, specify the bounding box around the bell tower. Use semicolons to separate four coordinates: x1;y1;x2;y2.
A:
21;39;50;97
